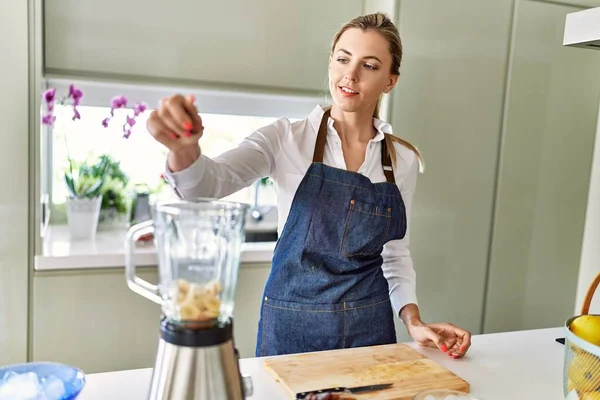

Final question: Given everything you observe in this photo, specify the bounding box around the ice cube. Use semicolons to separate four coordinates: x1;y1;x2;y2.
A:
41;375;65;400
1;371;18;384
48;365;76;384
0;371;42;399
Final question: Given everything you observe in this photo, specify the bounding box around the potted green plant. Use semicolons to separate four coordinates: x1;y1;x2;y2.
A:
96;154;133;230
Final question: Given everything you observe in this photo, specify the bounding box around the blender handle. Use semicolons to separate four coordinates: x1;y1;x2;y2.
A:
125;220;162;304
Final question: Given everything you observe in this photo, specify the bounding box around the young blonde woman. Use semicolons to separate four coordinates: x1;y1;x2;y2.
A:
147;13;472;359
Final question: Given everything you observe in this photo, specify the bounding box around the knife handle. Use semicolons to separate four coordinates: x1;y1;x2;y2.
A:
296;387;347;399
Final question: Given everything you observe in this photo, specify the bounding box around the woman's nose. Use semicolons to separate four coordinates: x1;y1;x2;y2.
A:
344;65;359;82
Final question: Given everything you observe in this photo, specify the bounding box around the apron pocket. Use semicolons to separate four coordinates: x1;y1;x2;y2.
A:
340;199;392;257
259;297;344;356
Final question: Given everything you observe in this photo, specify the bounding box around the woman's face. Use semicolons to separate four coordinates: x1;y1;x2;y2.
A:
329;28;398;114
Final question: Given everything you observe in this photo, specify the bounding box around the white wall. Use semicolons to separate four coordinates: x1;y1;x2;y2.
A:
575;95;600;315
0;0;31;365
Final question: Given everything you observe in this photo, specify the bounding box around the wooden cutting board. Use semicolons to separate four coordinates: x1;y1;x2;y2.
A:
264;343;470;399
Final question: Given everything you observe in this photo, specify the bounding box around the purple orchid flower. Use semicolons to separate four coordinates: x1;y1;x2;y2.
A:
41;114;56;126
43;88;56;105
133;102;148;117
102;95;128;127
126;115;136;127
68;84;83;106
110;95;128;116
121;116;136;139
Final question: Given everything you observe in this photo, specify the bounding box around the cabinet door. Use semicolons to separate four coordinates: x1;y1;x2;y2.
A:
390;0;513;338
0;0;29;365
44;0;362;93
33;270;162;373
32;264;271;372
483;0;600;333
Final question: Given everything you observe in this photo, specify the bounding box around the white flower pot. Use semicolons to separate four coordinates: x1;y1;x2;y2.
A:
65;195;102;240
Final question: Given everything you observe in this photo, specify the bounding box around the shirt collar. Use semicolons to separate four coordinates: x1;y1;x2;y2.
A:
307;104;392;142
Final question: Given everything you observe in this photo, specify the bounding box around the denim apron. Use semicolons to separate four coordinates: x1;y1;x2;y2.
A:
255;109;407;357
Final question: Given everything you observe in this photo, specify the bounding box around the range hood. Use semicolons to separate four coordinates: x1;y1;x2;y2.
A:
564;6;600;50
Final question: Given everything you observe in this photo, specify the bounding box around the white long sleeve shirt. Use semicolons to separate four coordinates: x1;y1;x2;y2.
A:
163;104;419;317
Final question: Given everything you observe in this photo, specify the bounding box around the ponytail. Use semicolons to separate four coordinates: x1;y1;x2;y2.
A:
374;96;424;173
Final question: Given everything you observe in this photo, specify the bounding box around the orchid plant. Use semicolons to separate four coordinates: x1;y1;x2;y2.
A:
41;84;148;199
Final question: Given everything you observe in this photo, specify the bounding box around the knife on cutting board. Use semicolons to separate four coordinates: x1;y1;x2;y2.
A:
295;383;393;399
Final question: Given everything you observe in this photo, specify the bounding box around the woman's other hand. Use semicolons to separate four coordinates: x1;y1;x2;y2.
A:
407;320;472;359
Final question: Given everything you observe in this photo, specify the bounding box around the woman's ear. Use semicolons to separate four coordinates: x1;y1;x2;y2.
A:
384;74;399;94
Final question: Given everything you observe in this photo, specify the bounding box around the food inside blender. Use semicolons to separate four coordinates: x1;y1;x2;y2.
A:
177;278;222;321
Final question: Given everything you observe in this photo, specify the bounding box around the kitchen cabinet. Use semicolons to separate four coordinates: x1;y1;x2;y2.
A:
390;0;600;337
43;0;362;94
390;0;514;338
32;263;271;373
483;0;600;333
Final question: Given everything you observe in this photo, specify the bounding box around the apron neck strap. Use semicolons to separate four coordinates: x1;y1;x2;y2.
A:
312;109;330;163
312;108;396;185
381;134;396;184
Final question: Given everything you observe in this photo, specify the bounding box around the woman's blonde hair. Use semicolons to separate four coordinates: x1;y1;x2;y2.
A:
331;12;424;173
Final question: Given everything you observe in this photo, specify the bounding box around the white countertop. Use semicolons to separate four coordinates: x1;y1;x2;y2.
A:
77;327;567;400
35;225;276;270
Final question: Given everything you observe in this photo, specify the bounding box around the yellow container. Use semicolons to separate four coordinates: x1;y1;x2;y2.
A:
564;272;600;398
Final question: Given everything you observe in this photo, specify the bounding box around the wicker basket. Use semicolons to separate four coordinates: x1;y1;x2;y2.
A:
563;272;600;398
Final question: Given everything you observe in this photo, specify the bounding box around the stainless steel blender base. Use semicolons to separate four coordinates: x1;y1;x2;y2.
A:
148;337;251;400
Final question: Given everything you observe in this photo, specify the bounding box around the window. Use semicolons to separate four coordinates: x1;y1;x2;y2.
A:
42;78;321;226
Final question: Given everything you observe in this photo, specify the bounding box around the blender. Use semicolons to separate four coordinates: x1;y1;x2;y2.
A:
125;198;253;400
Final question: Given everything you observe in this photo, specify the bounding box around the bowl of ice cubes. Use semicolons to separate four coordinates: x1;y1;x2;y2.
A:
0;362;85;400
413;389;483;400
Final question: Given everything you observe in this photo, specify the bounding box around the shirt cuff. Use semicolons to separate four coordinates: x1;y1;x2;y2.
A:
389;283;418;320
163;154;206;191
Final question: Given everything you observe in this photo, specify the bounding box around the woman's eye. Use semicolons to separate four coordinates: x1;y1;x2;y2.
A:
337;58;348;63
364;63;377;70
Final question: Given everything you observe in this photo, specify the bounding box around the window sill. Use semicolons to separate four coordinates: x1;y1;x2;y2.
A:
35;225;276;271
